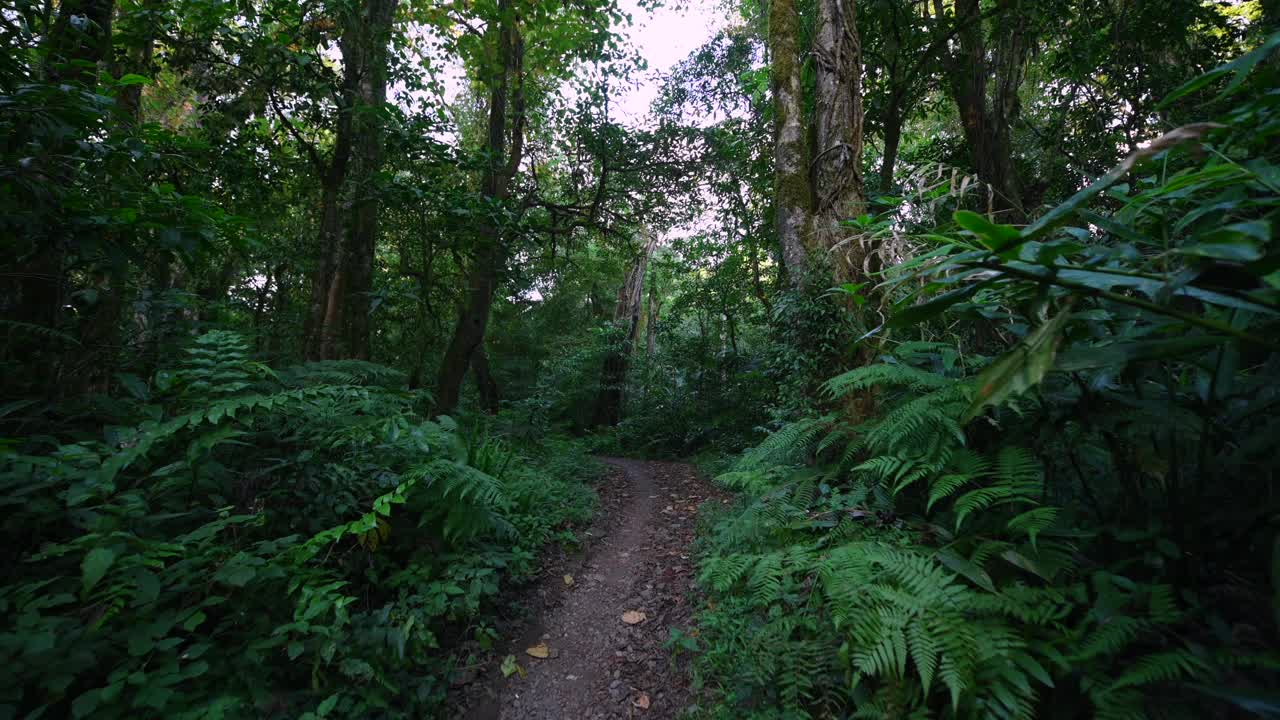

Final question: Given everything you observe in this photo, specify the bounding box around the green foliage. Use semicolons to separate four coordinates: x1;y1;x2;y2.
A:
0;331;598;718
688;41;1280;720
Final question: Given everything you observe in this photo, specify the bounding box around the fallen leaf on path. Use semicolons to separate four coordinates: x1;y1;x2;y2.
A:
633;693;651;709
525;643;550;659
563;574;574;586
500;654;525;678
621;610;647;625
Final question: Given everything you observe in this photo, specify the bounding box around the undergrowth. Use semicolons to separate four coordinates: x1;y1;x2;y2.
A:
684;43;1280;720
0;331;600;718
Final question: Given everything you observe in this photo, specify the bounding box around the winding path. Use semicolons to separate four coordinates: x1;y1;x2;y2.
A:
454;458;722;720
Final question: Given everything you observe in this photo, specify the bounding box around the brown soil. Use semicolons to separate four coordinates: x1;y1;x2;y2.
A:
452;458;724;720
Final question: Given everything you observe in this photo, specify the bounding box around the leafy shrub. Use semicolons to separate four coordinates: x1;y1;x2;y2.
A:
688;41;1280;720
0;331;596;719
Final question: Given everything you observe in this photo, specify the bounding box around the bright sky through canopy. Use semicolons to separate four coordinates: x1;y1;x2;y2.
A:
611;0;727;125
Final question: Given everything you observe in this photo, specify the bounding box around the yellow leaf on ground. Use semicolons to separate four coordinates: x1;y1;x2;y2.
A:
563;574;574;586
621;610;647;625
525;643;550;659
633;692;651;709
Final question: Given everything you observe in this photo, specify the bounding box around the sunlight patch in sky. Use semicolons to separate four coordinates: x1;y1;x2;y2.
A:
612;0;727;125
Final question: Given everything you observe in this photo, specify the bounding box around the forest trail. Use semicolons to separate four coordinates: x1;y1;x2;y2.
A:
455;459;723;720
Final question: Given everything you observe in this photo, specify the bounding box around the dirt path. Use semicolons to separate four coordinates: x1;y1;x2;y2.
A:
453;458;722;720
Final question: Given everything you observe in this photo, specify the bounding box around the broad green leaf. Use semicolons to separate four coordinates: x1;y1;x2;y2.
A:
1001;549;1051;581
954;210;1021;252
1158;30;1280;109
1056;335;1228;371
82;547;117;594
887;280;993;328
965;308;1072;421
935;549;996;592
1180;220;1270;262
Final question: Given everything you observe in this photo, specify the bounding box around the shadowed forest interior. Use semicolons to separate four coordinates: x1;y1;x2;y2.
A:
2;0;1280;717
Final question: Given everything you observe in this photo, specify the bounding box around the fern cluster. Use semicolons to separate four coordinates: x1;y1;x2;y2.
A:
689;336;1277;719
0;331;599;719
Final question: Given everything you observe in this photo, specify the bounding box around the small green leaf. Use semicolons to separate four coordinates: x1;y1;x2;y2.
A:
500;654;523;678
82;547;117;594
72;689;102;719
182;611;207;631
117;73;151;86
954;210;1021;252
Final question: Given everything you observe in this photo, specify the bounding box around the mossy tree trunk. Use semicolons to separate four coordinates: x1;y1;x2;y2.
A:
593;230;659;427
769;0;812;285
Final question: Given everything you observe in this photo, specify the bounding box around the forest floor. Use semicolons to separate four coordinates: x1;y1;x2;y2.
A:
453;458;725;720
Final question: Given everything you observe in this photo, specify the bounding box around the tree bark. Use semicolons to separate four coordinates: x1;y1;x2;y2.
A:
948;0;1027;224
769;0;812;283
812;0;867;279
8;0;117;397
114;0;161;123
593;230;659;427
879;93;904;190
305;0;397;361
342;0;398;360
434;2;525;415
645;270;660;359
471;347;500;414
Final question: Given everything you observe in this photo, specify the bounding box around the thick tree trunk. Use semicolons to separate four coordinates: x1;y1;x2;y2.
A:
434;2;525;416
949;0;1027;224
593;231;658;427
769;0;812;283
9;0;113;338
8;0;116;397
307;176;346;359
306;0;397;361
342;0;398;360
812;0;866;281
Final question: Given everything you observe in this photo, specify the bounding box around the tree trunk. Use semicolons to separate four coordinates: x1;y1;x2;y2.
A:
593;231;659;427
305;134;352;360
812;0;867;283
948;0;1027;224
769;0;812;283
342;0;398;360
306;0;397;361
6;1;112;339
471;347;500;414
879;93;904;190
114;0;161;123
434;1;525;416
645;270;660;359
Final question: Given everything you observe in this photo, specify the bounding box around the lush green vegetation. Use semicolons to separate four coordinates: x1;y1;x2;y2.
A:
2;0;1278;718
